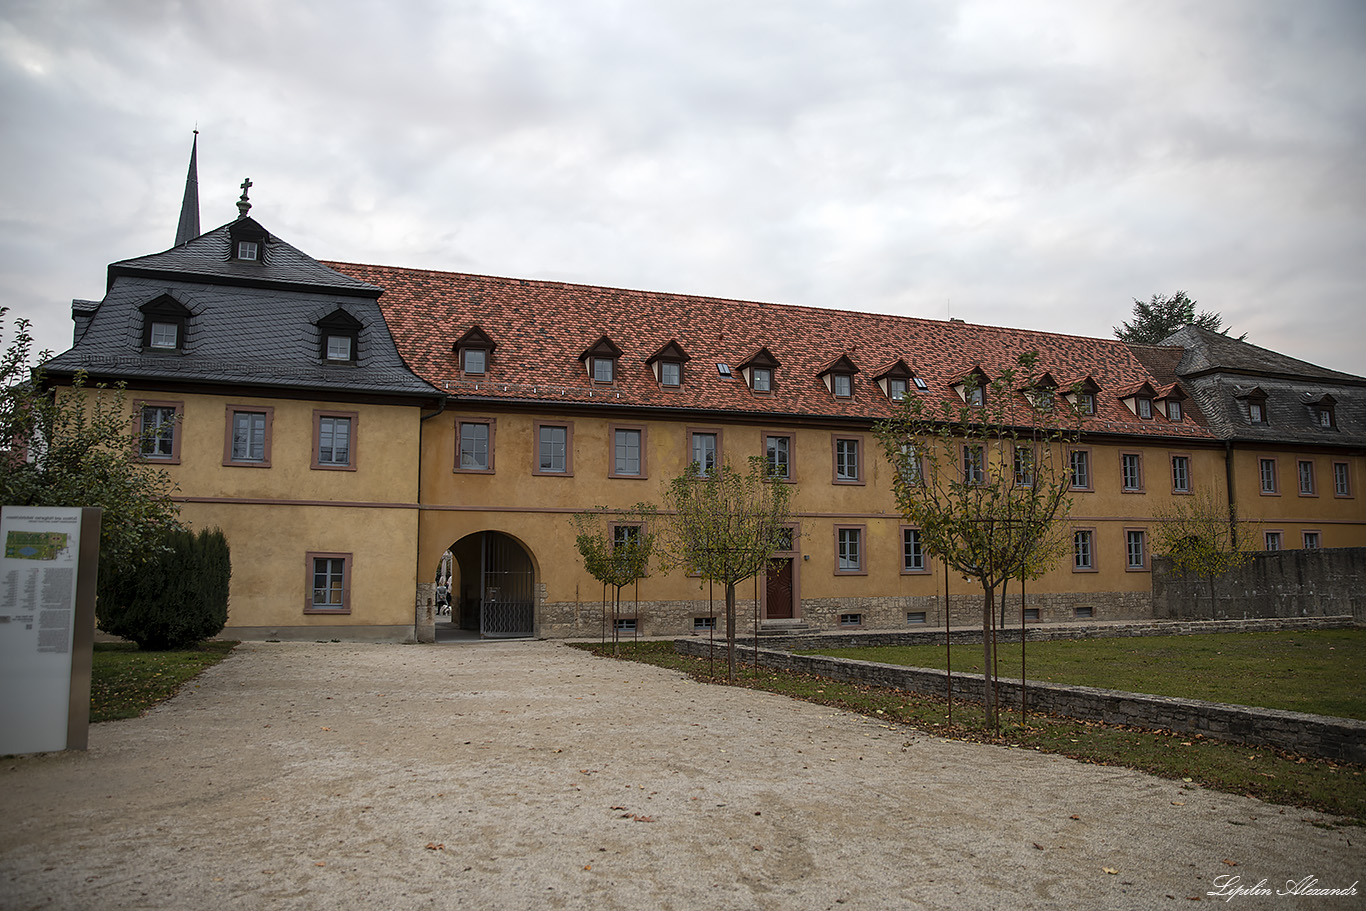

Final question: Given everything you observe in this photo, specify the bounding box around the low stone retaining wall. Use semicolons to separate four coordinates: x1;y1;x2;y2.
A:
675;630;1366;764
753;615;1358;652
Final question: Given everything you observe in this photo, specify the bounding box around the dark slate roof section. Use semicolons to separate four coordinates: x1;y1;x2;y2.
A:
1179;373;1366;447
1133;327;1366;447
326;261;1220;441
110;221;382;298
1160;325;1365;386
42;277;441;399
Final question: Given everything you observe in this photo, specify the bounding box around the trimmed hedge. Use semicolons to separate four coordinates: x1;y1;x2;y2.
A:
97;527;230;650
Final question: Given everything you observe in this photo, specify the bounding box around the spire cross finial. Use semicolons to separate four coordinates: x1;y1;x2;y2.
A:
236;177;253;219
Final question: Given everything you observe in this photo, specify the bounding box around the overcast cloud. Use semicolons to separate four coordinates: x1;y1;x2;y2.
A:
2;0;1363;372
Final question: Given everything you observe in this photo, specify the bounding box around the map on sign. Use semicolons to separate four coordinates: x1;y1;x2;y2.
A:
4;531;71;561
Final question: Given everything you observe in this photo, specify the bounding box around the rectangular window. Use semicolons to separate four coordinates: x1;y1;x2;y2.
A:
899;444;922;487
1259;458;1278;494
1121;452;1143;492
149;321;179;350
614;617;637;632
1077;392;1095;415
833;374;852;398
1013;446;1034;487
457;420;494;472
1070;449;1091;490
834;437;861;483
592;357;614;383
660;361;681;387
690;431;718;476
462;348;486;375
224;405;273;467
1074;606;1094;619
836;526;864;573
313;411;357;470
766;435;791;480
1167;400;1182;422
839;613;863;626
535;423;572;475
1249;401;1266;424
963;444;984;485
1298;460;1316;496
610;426;645;478
1171;455;1191;493
1137;398;1153;419
1073;529;1095;571
907;611;927;625
1023;608;1040;621
752;367;773;392
1334;462;1351;497
306;553;350;614
693;616;716;631
612;523;642;549
1303;531;1321;550
237;240;259;261
325;335;353;362
138;402;180;461
889;378;908;401
902;527;926;573
1125;529;1147;570
1264;531;1281;551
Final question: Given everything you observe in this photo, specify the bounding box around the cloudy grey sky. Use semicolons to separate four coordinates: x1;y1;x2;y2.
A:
3;0;1363;373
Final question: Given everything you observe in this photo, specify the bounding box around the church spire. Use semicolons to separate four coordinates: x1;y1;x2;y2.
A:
174;131;201;246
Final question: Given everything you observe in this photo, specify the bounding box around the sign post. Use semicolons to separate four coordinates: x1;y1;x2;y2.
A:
0;505;102;754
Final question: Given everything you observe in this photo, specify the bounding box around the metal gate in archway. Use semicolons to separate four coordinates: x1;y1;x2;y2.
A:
476;531;535;638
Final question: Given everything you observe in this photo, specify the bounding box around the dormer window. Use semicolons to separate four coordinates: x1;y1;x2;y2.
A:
227;216;269;264
1077;392;1096;415
1167;400;1182;422
819;354;861;401
953;367;991;407
316;308;361;364
737;347;781;395
888;378;908;401
1116;381;1158;419
1310;395;1338;429
1137;397;1153;419
454;325;496;377
138;294;190;353
1237;387;1269;425
579;335;622;385
646;340;691;389
913;377;929;391
1062;376;1101;417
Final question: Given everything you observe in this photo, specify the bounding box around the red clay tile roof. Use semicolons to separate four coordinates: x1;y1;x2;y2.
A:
324;261;1215;441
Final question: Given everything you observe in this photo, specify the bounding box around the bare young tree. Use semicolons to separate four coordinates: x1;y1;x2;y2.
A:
570;504;660;654
1153;488;1259;616
663;457;794;683
876;352;1082;728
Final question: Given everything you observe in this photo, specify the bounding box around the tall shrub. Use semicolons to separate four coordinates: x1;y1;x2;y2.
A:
99;527;231;650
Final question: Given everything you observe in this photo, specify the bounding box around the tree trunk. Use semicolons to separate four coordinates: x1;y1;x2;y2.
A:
981;584;996;727
725;582;738;683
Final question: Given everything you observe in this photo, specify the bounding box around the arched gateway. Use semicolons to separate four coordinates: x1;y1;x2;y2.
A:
448;530;536;638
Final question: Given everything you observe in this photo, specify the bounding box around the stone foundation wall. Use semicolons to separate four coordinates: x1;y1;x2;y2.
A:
676;623;1366;763
538;589;1154;638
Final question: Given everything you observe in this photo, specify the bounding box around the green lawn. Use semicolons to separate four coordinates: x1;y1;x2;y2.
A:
802;629;1366;720
90;640;237;722
574;640;1366;824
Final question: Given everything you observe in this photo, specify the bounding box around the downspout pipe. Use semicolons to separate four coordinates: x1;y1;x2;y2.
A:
1224;440;1238;548
414;397;448;643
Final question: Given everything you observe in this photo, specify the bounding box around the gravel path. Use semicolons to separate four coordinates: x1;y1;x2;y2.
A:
1;640;1360;910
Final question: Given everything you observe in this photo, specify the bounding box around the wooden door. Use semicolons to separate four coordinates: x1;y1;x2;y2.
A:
765;558;794;619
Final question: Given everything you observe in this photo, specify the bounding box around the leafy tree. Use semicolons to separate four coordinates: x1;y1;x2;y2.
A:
662;457;793;682
1153;488;1259;616
875;352;1081;728
571;504;659;653
1113;291;1242;345
98;527;231;649
1;310;183;596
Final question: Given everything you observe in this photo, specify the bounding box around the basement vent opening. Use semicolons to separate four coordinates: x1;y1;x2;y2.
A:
907;611;927;625
693;616;716;631
1023;608;1040;622
839;613;863;626
614;617;637;632
1074;606;1094;619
